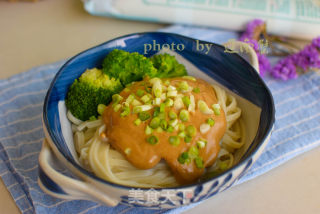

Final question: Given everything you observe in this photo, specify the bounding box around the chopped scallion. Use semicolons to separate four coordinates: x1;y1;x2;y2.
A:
169;136;180;146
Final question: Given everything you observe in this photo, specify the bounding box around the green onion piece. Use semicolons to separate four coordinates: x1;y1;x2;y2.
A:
200;123;210;134
179;110;189;122
124;148;131;155
150;117;160;129
179;124;185;131
134;118;142;126
112;94;123;103
185;158;191;164
133;106;141;114
182;76;196;81
164;80;170;86
194;157;204;169
192;87;200;93
97;104;106;115
147;135;159;145
168;119;178;127
168;110;177;120
196;140;207;149
141;94;151;103
153;106;160;117
167;90;178;98
188;146;199;159
166;125;174;133
153;98;161;106
139;111;151;121
156;127;163;133
136;89;145;97
178;131;186;138
126;94;135;104
133;105;152;113
182;96;191;108
113;104;121;112
206;118;215;126
186;125;197;137
198;100;213;115
123;88;130;93
178;152;189;164
120;106;130;117
160;103;165;113
131;99;142;106
89;116;97;121
212;104;221;115
164;98;174;107
145;125;153;135
158;112;166;120
167;85;176;92
152;79;162;98
178;81;189;92
169;136;180;146
184;135;192;143
145;86;152;93
160;119;168;130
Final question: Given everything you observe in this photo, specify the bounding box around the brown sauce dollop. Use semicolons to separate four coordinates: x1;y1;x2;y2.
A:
103;77;226;184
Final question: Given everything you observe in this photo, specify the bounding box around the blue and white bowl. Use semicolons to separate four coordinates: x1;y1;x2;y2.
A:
39;32;275;209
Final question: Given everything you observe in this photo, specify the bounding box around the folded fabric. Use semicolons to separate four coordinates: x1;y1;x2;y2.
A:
0;25;319;214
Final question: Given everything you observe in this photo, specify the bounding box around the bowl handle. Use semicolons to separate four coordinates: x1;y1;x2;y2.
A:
222;40;260;73
38;139;120;206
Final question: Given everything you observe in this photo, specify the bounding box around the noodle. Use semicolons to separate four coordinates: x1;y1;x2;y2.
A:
69;84;244;187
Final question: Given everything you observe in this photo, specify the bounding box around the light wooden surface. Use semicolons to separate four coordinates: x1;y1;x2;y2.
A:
0;0;320;213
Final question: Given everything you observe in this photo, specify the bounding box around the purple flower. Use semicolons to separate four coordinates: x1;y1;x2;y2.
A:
240;35;270;75
270;57;297;81
294;44;320;70
240;19;265;40
311;36;320;49
257;53;271;76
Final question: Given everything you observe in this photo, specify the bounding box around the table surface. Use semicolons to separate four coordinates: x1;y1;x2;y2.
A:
1;0;320;213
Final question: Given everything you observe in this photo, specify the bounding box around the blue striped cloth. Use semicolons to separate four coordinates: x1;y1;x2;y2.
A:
0;25;319;214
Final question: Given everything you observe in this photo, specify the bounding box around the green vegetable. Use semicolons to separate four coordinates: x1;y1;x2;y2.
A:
178;152;190;164
150;53;187;78
182;96;191;108
97;104;106;115
179;109;189;122
145;125;153;135
160;119;168;130
192;87;200;93
136;89;145;97
169;136;180;146
134;118;142;126
120;106;130;117
206;118;215;126
139;111;151;121
168;110;177;120
89;116;97;121
194;157;204;169
188;146;199;159
102;49;157;86
147;135;159;145
166;125;174;133
66;68;123;121
184;135;192;143
150;117;160;129
186;125;197;137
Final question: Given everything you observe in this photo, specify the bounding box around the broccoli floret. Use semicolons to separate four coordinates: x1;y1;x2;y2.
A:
66;68;123;121
150;53;187;78
102;49;157;85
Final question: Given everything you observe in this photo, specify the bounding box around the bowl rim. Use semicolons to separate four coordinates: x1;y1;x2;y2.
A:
43;31;275;190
